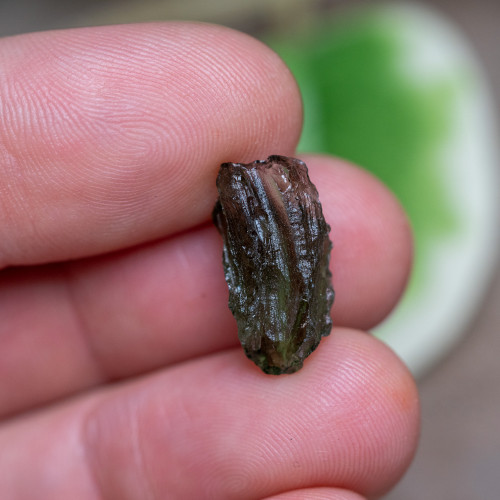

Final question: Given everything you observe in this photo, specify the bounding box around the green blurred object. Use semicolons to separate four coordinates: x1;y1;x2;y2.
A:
270;9;459;294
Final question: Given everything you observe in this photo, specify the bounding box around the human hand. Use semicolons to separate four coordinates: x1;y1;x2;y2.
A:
0;23;418;499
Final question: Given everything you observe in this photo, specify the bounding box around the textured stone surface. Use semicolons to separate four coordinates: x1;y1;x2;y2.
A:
213;155;334;374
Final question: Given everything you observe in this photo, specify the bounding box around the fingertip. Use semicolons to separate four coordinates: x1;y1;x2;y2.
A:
309;328;420;495
0;22;303;266
82;326;419;498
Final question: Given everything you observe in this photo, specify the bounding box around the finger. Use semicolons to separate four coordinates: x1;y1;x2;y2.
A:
264;488;366;500
69;154;412;367
0;329;419;499
0;156;412;417
305;154;413;329
0;22;302;267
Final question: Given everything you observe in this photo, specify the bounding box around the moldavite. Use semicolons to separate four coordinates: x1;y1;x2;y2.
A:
213;155;334;374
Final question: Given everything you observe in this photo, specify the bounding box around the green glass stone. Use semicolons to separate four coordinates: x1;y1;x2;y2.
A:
213;155;334;374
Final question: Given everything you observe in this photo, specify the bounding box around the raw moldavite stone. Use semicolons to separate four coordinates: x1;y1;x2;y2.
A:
213;155;334;375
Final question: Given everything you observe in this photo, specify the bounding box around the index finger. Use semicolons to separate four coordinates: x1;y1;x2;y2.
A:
0;22;302;267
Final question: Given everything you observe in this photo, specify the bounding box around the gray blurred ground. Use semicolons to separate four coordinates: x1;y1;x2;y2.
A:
1;1;499;498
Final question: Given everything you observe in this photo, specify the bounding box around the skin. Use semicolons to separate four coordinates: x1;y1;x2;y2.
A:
0;23;419;499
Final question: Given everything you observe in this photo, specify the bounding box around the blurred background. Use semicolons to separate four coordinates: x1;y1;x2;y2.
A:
1;1;499;498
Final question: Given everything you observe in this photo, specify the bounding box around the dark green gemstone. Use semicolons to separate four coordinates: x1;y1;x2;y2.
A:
213;155;334;374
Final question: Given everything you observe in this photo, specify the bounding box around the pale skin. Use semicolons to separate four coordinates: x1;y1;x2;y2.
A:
0;23;419;499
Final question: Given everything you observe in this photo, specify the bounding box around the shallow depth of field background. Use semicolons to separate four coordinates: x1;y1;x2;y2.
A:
1;1;499;498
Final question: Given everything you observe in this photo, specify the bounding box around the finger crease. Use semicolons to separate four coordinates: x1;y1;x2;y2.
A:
61;262;108;383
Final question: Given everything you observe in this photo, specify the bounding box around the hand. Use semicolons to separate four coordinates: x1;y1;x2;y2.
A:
0;23;418;499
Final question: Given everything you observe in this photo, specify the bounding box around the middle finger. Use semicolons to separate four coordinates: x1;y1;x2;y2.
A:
0;156;411;418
